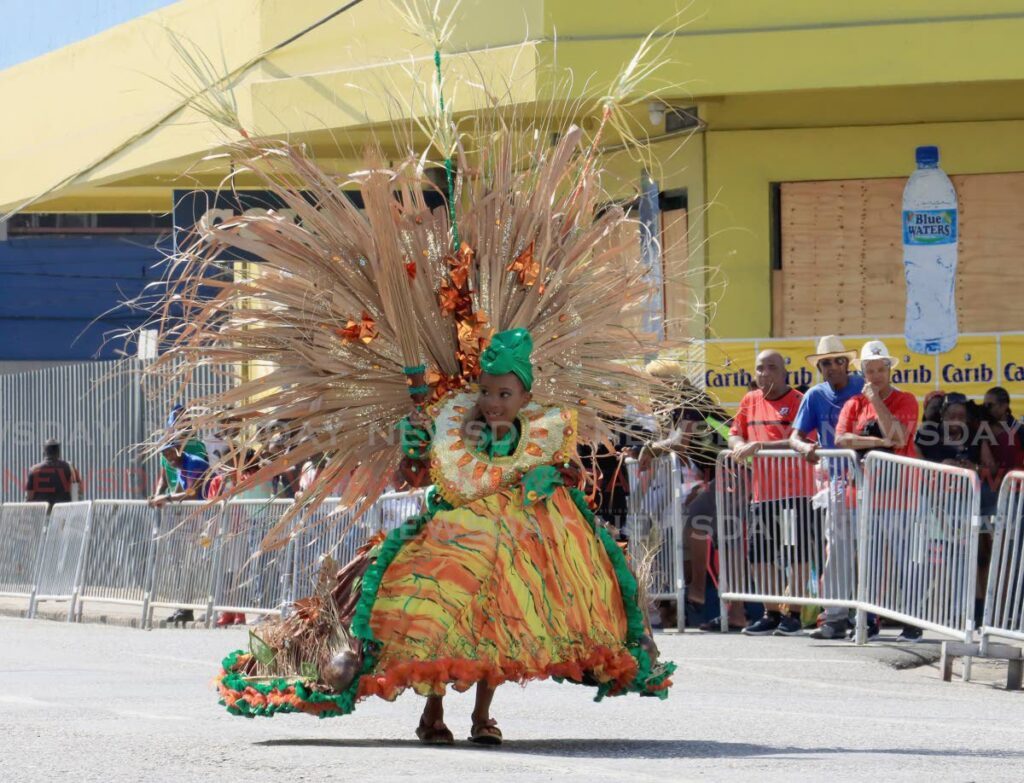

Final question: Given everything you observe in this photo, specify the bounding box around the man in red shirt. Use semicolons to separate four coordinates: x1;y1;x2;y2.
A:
836;340;921;641
836;341;919;459
730;350;818;637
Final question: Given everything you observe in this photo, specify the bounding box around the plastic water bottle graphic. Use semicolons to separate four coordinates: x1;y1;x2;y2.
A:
902;145;958;354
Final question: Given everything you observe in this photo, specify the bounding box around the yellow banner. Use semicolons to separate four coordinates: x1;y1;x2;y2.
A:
937;335;1000;400
695;333;1024;408
700;341;758;408
886;337;940;401
998;335;1024;388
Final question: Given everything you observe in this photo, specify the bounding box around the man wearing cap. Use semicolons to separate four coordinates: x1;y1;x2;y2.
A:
836;341;919;460
790;336;865;640
836;340;921;641
25;439;84;506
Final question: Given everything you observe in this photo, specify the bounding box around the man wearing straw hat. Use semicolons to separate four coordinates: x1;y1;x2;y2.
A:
790;336;865;640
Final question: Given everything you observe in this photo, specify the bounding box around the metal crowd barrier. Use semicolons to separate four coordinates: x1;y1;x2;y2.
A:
31;501;93;621
288;491;425;603
0;454;995;651
1;490;426;629
76;500;158;620
214;499;295;619
716;449;863;633
982;471;1024;647
147;500;225;626
0;502;49;602
624;454;686;632
858;452;980;644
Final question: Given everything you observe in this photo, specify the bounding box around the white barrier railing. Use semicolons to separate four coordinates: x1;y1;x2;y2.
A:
981;471;1024;648
858;452;980;643
624;454;686;631
76;500;158;619
148;500;225;626
2;491;427;628
31;501;92;621
716;450;863;632
0;453;991;647
0;502;49;601
214;499;295;617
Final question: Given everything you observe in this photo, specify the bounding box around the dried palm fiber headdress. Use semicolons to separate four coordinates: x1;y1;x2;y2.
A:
144;5;690;549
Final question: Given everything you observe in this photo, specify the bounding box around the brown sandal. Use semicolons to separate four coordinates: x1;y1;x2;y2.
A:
468;718;503;745
416;718;455;745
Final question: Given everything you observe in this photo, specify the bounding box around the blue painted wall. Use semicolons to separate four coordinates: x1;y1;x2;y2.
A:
0;234;166;360
0;0;177;70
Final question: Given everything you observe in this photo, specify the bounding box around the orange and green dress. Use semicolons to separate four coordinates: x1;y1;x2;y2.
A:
216;390;675;718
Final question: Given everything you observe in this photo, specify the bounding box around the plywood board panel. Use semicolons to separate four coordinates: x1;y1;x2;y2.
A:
661;208;691;340
778;172;1024;337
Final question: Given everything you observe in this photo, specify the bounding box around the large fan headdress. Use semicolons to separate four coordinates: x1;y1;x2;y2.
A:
146;11;686;547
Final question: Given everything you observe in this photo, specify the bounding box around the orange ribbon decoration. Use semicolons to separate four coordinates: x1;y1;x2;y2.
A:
425;368;467;401
507;242;540;287
335;310;378;345
447;243;474;289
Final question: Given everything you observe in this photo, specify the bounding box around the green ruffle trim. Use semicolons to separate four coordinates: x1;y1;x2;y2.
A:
218;650;369;719
567;487;677;701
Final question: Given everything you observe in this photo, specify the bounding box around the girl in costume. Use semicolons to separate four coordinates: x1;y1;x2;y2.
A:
226;328;671;743
146;4;685;745
214;330;674;744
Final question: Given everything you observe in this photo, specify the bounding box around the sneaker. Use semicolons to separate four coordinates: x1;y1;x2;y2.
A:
847;621;880;641
809;619;850;640
698;616;743;632
773;615;804;637
897;626;923;642
166;608;194;626
742;614;781;636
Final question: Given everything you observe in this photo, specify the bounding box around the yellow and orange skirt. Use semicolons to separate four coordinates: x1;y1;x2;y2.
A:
217;486;675;718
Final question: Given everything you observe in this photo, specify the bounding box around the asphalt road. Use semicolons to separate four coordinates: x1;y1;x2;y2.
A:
1;617;1022;782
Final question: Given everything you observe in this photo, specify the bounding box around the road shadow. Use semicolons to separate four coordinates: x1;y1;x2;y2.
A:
257;737;1024;760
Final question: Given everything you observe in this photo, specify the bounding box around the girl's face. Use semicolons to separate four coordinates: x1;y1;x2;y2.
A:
478;371;532;428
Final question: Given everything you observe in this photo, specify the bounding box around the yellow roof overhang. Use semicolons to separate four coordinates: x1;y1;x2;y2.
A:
5;0;1024;212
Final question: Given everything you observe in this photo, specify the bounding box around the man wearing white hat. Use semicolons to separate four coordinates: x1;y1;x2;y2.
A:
836;340;922;642
836;340;919;460
789;336;865;640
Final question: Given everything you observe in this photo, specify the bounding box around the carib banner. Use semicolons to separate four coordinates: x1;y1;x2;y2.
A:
682;333;1023;409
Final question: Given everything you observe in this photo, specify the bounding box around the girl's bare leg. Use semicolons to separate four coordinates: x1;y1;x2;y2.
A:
421;693;444;725
469;683;502;743
472;683;495;724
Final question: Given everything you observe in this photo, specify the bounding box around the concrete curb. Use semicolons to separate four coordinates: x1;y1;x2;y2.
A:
0;606;223;630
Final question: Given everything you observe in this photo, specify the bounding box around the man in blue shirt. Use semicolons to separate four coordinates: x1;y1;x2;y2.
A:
790;336;865;456
789;336;867;640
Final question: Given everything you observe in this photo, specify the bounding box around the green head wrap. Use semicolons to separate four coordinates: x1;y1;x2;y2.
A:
480;328;534;391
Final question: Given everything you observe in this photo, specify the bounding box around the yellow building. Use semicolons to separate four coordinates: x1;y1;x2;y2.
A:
3;1;1024;402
